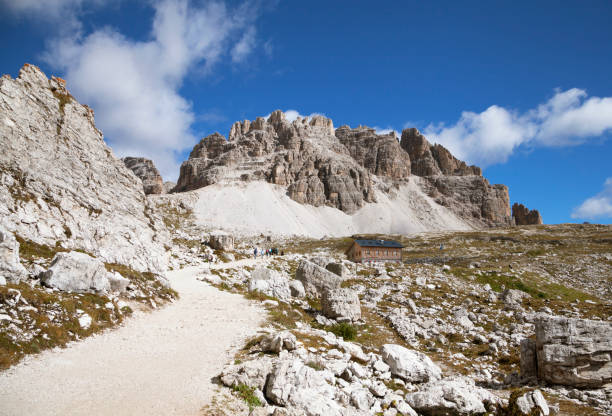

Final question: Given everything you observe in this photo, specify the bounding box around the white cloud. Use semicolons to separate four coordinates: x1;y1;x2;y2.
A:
374;127;399;138
44;0;261;180
231;27;257;63
572;178;612;220
424;89;612;167
0;0;111;33
264;109;326;122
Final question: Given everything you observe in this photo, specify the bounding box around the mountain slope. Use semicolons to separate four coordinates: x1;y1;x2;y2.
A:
0;64;168;273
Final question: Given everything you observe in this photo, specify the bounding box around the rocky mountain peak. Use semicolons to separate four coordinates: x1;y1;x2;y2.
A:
174;110;517;226
175;110;374;213
400;127;481;177
122;157;164;195
335;125;411;180
512;203;543;225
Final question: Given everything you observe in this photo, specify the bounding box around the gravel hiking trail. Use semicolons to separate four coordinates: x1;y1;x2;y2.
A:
0;259;267;416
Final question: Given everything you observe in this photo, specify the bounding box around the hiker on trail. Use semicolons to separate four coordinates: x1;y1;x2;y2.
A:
253;247;258;258
439;244;444;250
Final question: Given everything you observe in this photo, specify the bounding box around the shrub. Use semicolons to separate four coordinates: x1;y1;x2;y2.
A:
329;322;357;341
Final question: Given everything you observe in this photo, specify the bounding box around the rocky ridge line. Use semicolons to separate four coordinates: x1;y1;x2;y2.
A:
175;110;514;227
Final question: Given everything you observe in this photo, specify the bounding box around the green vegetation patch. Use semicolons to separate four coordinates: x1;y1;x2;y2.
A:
231;384;261;410
0;282;122;370
104;263;178;302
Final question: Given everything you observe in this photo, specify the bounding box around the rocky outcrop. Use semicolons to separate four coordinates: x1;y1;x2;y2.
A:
0;64;168;273
401;128;512;227
405;376;501;415
0;225;27;282
122;157;164;195
381;344;442;383
295;260;343;298
175;111;375;214
508;389;550;416
248;267;291;300
521;316;612;388
401;128;481;176
174;109;512;225
209;232;234;251
259;331;297;353
418;175;512;227
265;358;343;415
335;126;411;180
321;288;361;322
513;203;543;225
162;181;175;193
41;251;113;293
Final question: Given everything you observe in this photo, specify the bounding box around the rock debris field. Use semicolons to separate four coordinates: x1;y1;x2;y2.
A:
0;260;265;416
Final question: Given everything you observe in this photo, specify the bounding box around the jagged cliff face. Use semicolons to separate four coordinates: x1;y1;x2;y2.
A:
122;157;164;195
512;203;543;225
401;128;481;176
335;126;411;180
175;110;513;227
400;128;511;226
0;65;168;273
175;111;376;214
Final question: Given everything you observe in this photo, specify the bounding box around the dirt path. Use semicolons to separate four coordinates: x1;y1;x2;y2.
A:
0;262;267;416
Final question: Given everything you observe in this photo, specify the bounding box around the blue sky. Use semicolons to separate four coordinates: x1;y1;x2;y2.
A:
1;0;611;224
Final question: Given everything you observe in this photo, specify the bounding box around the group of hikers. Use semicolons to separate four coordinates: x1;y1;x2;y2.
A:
253;247;284;258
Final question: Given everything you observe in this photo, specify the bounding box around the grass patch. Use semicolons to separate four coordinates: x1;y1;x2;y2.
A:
16;236;64;261
327;322;357;341
104;263;178;302
305;360;324;371
0;282;122;370
231;384;261;410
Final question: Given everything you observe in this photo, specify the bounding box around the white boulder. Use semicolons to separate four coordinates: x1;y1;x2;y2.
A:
265;358;343;416
405;376;501;415
295;260;342;298
322;288;361;322
259;331;297;353
248;267;291;300
381;344;442;383
41;251;111;293
0;226;27;282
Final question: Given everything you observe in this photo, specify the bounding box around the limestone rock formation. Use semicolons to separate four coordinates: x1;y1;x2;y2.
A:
520;316;612;387
405;376;501;415
175;110;376;214
513;203;543;225
401;128;512;227
401;128;481;176
381;344;442;383
335;126;411;180
259;331;297;353
418;175;512;226
122;157;164;195
295;260;343;298
174;110;513;227
209;232;234;251
41;251;112;293
265;358;342;414
0;64;168;273
248;267;291;300
162;181;176;193
321;288;362;322
0;225;28;282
